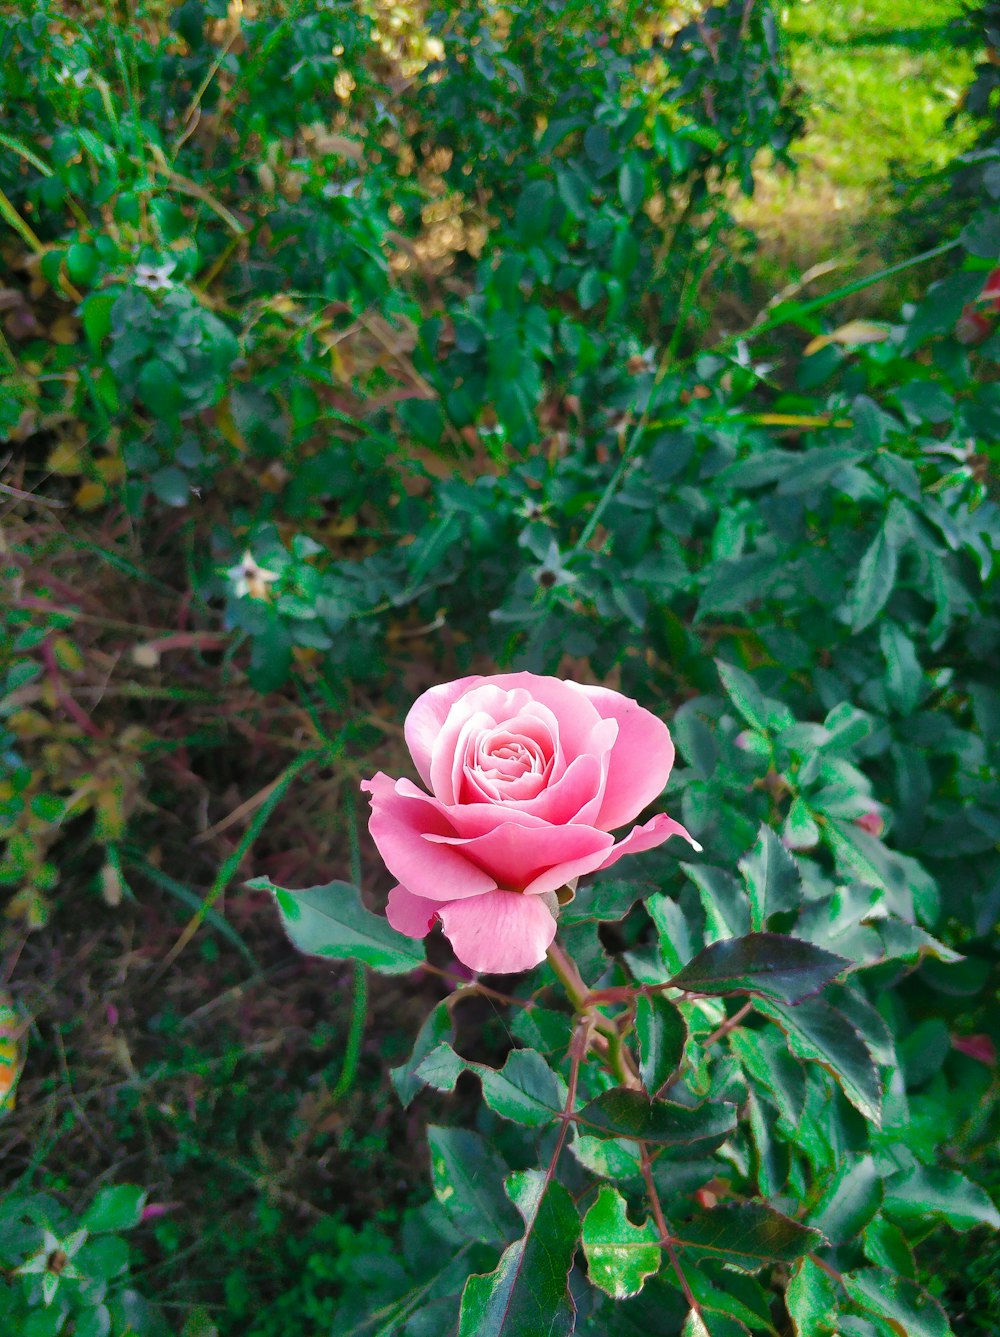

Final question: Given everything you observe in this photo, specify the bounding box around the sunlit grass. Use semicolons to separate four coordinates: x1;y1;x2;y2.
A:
743;0;979;307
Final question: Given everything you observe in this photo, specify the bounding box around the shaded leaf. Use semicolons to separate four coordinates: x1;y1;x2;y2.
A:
635;994;687;1095
391;1002;453;1108
576;1090;737;1146
428;1127;518;1246
755;997;882;1124
848;527;898;633
675;1203;822;1273
728;1025;806;1124
785;1257;838;1337
807;1154;882;1245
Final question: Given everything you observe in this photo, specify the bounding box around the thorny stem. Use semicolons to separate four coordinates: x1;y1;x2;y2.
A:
640;1142;701;1319
547;1017;593;1178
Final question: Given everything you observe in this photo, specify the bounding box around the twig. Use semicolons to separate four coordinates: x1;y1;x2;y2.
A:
640;1141;701;1319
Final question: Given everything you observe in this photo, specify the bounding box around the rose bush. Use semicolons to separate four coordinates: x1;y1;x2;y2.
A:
361;672;697;973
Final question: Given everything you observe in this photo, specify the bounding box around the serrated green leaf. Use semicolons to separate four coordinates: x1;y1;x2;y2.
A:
427;1127;518;1246
391;1002;453;1108
807;1154;882;1245
674;1203;822;1273
458;1171;578;1337
728;1025;806;1123
647;894;695;974
740;827;802;929
417;1044;568;1127
882;1165;1000;1232
582;1185;660;1298
563;877;657;925
684;864;750;942
635;993;686;1095
842;1268;953;1337
755;997;882;1124
254;877;425;975
669;934;848;1004
576;1090;737;1146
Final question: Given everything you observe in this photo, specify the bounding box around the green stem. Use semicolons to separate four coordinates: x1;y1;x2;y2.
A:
330;960;368;1101
545;941;589;1011
154;749;319;977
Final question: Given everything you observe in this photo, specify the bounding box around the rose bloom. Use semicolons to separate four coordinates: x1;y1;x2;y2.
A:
361;673;697;974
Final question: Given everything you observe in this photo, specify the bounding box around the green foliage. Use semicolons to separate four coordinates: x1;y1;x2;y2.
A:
0;1186;163;1337
2;0;999;1333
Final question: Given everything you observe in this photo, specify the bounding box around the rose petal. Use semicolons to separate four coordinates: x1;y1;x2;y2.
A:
578;685;676;829
597;811;701;871
437;890;557;974
404;675;483;789
426;820;614;897
385;884;441;938
361;773;496;901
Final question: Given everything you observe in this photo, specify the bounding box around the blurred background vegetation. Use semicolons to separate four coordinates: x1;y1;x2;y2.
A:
1;0;998;1333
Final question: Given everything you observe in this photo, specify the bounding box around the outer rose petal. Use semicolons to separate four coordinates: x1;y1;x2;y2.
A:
578;685;676;829
404;675;483;789
385;884;440;938
361;772;496;902
436;890;558;974
597;812;700;871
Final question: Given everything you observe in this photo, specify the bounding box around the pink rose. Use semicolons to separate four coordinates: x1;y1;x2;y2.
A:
361;672;697;975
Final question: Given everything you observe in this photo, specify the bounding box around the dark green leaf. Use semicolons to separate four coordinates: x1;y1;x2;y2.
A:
785;1257;838;1337
458;1171;578;1337
675;1203;821;1273
729;1025;806;1123
619;157;646;215
842;1268;952;1337
647;895;695;975
576;1090;737;1146
740;827;801;929
669;934;848;1004
562;877;657;925
684;865;750;941
635;993;687;1095
848;526;898;632
428;1127;518;1246
755;997;882;1124
807;1154;882;1245
716;660;770;731
582;1185;660;1298
255;877;425;975
882;1165;1000;1232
